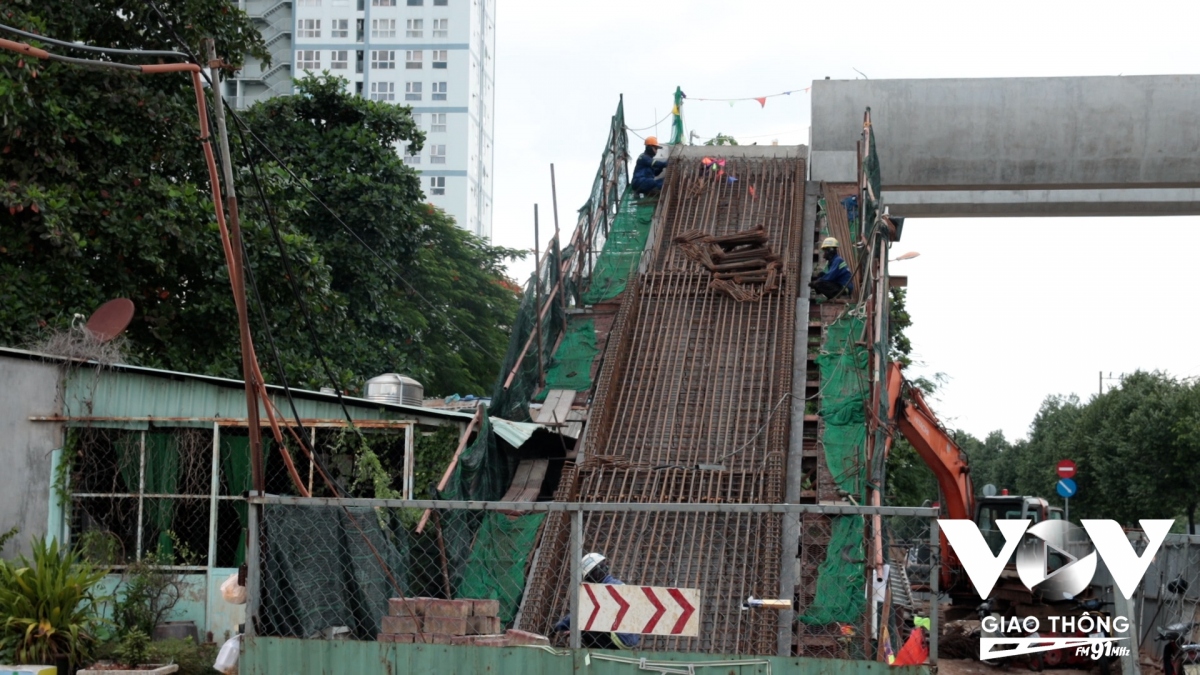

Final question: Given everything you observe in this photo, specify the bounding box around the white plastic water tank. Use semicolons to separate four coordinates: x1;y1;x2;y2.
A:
364;373;424;407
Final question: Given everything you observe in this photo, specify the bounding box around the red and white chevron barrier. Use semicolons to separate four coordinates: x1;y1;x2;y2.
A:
579;583;700;637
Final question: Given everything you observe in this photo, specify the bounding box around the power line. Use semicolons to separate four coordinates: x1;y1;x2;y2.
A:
0;22;190;59
141;0;499;358
225;111;496;357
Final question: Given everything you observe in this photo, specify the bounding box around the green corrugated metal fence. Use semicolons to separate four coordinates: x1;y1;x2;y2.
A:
241;637;933;675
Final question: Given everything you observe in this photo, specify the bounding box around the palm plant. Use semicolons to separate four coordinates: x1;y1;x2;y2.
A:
0;537;109;667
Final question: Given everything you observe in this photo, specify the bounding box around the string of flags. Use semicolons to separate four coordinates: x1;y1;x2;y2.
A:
686;88;812;108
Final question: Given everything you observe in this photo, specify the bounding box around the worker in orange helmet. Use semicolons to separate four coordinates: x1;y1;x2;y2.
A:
631;137;667;195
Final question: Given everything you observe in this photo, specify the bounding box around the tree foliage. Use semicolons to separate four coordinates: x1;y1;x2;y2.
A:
236;74;523;395
887;368;1200;532
703;133;739;146
0;1;521;396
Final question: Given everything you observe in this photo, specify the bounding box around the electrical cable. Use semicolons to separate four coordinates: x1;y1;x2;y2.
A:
0;22;191;59
228;111;362;427
9;16;433;621
224;107;497;357
624;110;673;132
239;233;350;498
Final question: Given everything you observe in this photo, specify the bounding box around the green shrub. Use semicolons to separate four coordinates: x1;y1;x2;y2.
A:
0;537;109;667
112;551;184;638
147;637;219;675
115;628;150;668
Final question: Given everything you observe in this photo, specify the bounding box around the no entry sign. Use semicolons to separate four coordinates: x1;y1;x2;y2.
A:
579;583;700;636
1056;459;1076;479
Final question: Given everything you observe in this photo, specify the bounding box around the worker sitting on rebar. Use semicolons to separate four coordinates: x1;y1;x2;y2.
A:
553;552;641;650
809;237;853;300
631;137;667;195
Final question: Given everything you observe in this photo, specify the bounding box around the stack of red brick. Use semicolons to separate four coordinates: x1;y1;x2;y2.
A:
377;597;549;647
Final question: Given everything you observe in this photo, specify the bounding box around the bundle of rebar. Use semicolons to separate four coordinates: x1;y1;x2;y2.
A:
674;226;782;301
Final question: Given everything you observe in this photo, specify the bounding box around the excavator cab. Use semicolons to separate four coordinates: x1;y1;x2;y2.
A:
975;495;1054;555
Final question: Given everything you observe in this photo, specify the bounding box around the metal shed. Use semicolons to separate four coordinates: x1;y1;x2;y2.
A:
0;347;471;641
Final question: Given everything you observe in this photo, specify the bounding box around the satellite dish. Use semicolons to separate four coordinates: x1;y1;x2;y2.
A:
983;483;998;497
86;298;135;342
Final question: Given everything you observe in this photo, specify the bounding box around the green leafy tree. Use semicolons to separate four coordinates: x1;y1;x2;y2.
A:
0;0;274;370
1058;372;1191;525
703;133;739;146
0;1;521;396
237;74;524;394
888;288;914;366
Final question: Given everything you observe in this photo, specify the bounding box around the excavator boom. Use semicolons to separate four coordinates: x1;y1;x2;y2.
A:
887;362;976;588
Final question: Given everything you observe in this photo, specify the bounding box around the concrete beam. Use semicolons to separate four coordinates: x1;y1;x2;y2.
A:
886;187;1200;218
811;75;1200;215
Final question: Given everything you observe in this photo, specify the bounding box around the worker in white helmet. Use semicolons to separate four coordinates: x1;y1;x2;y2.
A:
809;237;853;300
553;552;641;649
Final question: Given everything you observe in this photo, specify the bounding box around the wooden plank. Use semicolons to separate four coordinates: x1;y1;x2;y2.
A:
501;459;551;504
500;461;536;502
415;405;484;534
548;391;574;427
534;390;566;424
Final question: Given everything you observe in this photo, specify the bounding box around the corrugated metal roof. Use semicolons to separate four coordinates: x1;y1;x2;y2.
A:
490;417;543;448
1;347;471;427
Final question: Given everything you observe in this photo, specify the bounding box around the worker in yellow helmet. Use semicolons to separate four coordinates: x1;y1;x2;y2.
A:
631;137;667;195
809;237;853;300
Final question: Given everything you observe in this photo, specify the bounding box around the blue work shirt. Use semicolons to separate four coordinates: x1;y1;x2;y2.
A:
818;254;854;291
632;151;666;186
553;574;641;649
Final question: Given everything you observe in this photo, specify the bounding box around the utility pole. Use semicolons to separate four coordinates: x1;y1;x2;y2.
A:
1099;371;1122;395
206;39;265;492
550;164;565;319
534;204;543;387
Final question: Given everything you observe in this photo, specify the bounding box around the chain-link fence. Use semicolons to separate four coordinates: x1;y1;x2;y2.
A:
245;494;937;660
66;422;424;572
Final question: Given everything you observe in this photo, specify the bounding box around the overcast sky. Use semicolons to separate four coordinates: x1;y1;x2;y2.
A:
487;0;1200;442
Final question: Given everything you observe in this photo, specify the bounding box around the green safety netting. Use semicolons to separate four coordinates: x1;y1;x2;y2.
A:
489;268;566;422
800;313;870;626
490;97;629;419
259;503;409;640
799;515;867;626
670;86;685;146
432;410;538;629
580;190;656;304
457;511;546;626
535;318;597;398
816;314;869;495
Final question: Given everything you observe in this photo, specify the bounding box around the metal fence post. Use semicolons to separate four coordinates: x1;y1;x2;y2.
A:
246;492;261;638
569;507;582;650
929;517;939;668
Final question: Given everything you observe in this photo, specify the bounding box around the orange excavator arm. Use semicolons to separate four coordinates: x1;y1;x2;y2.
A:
886;362;975;521
886;362;976;592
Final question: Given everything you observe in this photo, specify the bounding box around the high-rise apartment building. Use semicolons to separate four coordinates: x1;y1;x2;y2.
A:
230;0;495;239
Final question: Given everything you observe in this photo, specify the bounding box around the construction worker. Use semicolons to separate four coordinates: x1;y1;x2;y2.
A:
809;237;853;299
553;552;640;650
631;137;667;195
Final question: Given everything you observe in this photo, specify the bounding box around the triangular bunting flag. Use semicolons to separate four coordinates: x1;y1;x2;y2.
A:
755;97;767;108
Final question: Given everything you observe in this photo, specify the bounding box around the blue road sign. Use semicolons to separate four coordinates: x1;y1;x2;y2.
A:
1056;478;1078;499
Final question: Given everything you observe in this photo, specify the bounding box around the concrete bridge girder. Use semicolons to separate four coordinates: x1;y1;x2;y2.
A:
809;75;1200;217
